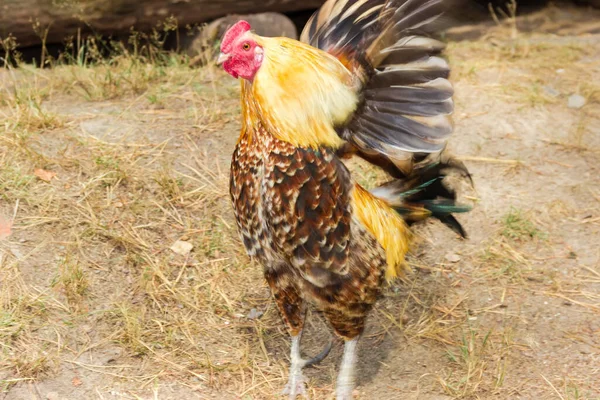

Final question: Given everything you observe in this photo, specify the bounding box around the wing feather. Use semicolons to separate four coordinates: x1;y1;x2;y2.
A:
301;0;462;177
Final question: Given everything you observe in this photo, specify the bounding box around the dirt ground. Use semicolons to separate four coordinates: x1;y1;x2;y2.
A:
1;4;600;400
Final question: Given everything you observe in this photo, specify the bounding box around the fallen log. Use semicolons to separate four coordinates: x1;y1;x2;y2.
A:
0;0;324;48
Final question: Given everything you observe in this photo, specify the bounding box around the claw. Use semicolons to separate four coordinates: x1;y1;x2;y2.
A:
284;333;333;398
282;372;308;399
303;338;333;368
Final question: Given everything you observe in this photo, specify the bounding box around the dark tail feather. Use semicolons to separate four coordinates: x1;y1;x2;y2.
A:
423;201;470;237
370;153;472;237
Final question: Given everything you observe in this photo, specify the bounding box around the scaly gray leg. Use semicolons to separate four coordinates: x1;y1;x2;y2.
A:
336;337;358;400
282;332;333;399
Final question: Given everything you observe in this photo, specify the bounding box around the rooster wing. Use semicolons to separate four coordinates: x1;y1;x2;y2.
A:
301;0;461;177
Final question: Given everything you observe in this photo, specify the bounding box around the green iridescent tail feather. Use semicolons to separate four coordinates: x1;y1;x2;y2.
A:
370;153;473;237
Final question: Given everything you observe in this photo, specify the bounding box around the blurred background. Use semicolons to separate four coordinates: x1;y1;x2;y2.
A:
1;0;599;66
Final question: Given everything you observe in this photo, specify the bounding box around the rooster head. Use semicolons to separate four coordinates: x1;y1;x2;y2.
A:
217;20;264;80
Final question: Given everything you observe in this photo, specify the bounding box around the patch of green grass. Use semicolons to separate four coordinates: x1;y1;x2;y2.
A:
0;310;23;341
345;158;387;190
0;167;35;196
92;154;130;187
154;168;185;201
440;325;493;397
501;208;546;240
0;257;61;380
51;258;89;311
7;345;52;378
1;83;63;136
108;303;148;356
566;382;583;400
94;155;120;170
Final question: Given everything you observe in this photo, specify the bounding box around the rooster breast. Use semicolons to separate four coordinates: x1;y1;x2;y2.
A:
230;123;387;322
230;130;268;262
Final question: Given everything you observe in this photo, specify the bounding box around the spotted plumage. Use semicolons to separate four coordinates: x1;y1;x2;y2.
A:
230;103;387;340
221;0;471;398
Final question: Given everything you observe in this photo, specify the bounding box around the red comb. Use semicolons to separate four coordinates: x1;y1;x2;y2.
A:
221;20;251;53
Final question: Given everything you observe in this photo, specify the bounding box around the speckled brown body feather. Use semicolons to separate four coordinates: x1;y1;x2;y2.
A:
230;121;386;340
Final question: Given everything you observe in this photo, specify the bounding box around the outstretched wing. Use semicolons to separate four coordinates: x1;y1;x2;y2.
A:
301;0;459;177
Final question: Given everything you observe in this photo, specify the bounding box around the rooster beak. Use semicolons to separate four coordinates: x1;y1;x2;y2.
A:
216;52;230;66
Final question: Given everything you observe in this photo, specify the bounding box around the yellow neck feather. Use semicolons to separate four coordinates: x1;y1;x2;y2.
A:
241;36;359;149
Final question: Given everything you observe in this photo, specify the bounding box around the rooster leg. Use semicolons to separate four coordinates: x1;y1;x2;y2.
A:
283;333;308;398
282;331;333;398
336;337;358;400
265;267;310;398
324;309;366;400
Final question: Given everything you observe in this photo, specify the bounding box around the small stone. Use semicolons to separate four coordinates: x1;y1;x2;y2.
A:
187;12;297;66
247;308;263;320
568;94;586;109
46;392;60;400
556;68;565;74
543;85;560;97
444;253;461;263
170;240;193;256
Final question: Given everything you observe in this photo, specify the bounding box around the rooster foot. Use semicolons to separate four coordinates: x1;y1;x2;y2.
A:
282;372;308;399
283;333;332;399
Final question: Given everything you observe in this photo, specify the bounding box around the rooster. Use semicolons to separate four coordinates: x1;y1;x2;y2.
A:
217;0;471;398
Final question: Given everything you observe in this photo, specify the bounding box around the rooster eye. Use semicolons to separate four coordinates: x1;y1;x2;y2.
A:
242;43;251;51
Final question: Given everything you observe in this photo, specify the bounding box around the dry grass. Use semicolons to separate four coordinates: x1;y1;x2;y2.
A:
2;5;600;400
0;31;254;397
